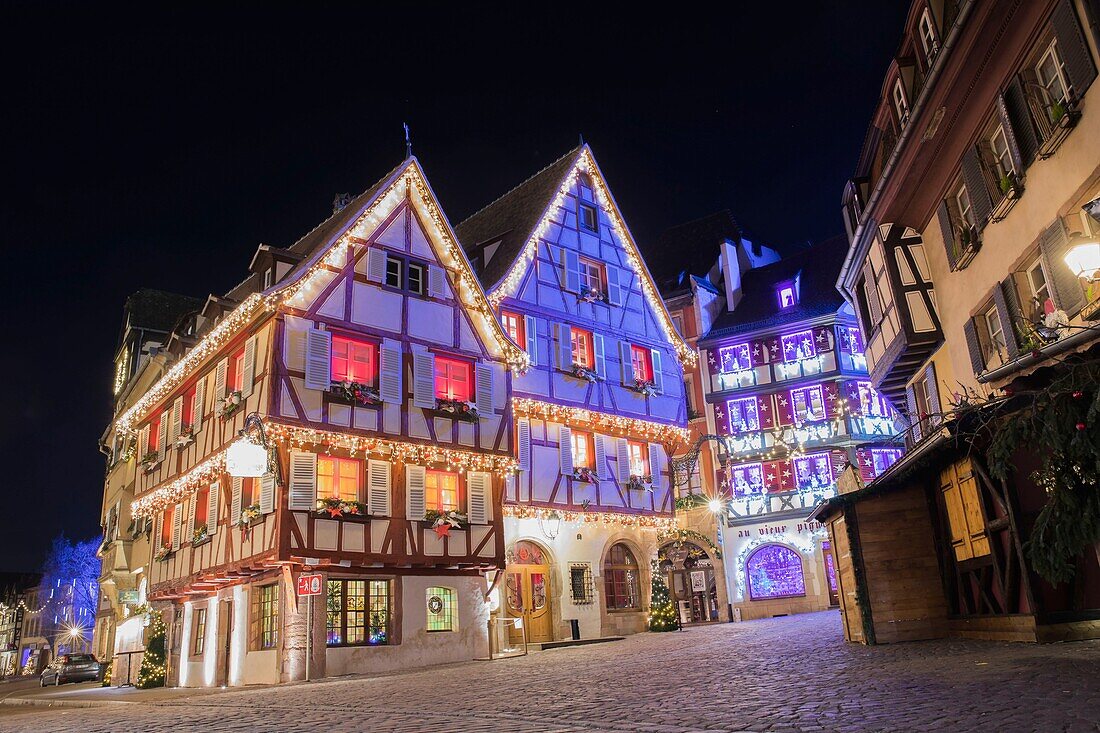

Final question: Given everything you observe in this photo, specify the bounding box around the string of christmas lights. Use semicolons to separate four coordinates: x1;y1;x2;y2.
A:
512;397;690;443
503;504;676;530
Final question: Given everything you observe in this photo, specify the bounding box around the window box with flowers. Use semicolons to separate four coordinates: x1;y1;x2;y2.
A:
578;285;607;304
329;381;381;407
572;466;597;484
990;172;1024;223
628;378;659;397
1037;98;1081;160
139;451;161;473
221;390;244;419
236;503;261;528
429;397;480;423
316;497;372;520
627;475;653;492
951;224;982;271
153;544;174;562
174;425;195;450
568;363;600;383
191;523;210;547
424;509;468;531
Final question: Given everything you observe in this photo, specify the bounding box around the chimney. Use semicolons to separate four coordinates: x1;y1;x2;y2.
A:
720;238;744;312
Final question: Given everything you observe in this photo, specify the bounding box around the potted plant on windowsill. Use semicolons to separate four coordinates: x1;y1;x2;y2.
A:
578;285;607;304
952;223;981;270
330;381;382;406
174;425;195;450
220;391;243;419
316;497;371;520
431;397;480;422
571;467;597;483
998;172;1023;200
139;451;160;473
153;544;173;562
627;475;653;492
424;509;468;537
568;363;600;383
629;378;659;397
191;523;209;546
237;503;262;528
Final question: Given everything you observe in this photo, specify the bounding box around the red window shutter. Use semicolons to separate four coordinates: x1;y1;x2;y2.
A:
813;327;833;352
763;461;782;492
855;447;876;485
776;460;795;491
829;449;850;484
843;381;861;414
775;391;794;426
714;401;730;435
750;340;767;366
823;382;841;419
765;336;781;363
757;394;775;430
835;325;850;353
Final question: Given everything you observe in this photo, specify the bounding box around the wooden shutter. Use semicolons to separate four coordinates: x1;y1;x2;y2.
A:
412;350;436;408
207;482;219;535
405;465;426;520
428;264;446;299
993;278;1022;358
619;340;633;384
648;443;662;486
1002;79;1040;168
594;434;608;480
963;318;986;375
287;451;317;511
231;477;243;524
185;497;195;545
153;510;162;550
936;200;957;270
366;247;387;283
169;396;183;444
1039;219;1086;314
823;382;840;419
776;391;795;426
862;264;883;324
259;473;275;514
906;385;923;443
466;471;491;524
523;315;538;366
995;93;1026;174
553;323;572;369
593;334;606;379
714;400;730;435
1052;0;1097;97
171;503;182;551
925;363;942;427
606;265;623;306
559;248;580;292
157;411;169;460
193;376;205;433
367;459;391;516
241;335;258;398
517;418;531;471
650;349;663;393
855;447;876;486
616;438;631;481
961;147;993;228
939;458;991;562
214;357;228;402
379;338;403;404
138;425;149;459
304;328;332;391
475;363;493;415
757;394;775;430
558;426;573;474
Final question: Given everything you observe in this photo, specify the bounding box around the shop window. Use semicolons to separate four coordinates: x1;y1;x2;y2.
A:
426;470;460;513
191;608;206;656
426;587;457;632
318;456;361;502
326;579;391;646
332;337;377;385
746;545;806;600
603;543;641;610
251;584;279;650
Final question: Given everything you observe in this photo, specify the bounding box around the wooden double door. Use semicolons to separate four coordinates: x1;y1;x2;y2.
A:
505;564;553;644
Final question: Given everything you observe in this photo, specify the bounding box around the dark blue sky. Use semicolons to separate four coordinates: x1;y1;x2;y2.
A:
0;2;905;571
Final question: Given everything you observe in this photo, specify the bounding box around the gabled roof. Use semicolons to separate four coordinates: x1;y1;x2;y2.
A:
703;235;850;341
455;146;582;290
124;289;203;333
646;210;744;296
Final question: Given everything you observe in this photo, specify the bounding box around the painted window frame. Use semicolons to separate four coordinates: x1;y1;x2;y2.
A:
746;544;807;601
630;344;653;383
252;583;279;651
726;396;761;434
383;253;431;297
577;256;605;296
1035;39;1070;107
500;310;524;346
426;587;458;632
893;77;910;127
983;303;1007;365
570;327;595;369
326;578;391;647
729;461;765;498
789;385;825;423
626;440;650;479
571;430;595;470
781;329;816;363
434;355;473;402
318;455;362;503
603;543;641;611
191;607;206;656
578;202;599;233
918;8;938;65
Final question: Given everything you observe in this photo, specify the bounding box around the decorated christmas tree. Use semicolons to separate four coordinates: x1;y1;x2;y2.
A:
648;565;678;632
136;611;167;689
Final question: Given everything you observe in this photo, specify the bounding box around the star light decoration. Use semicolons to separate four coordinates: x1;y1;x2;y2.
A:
485;147;696;368
512;397;690;443
115;162;529;438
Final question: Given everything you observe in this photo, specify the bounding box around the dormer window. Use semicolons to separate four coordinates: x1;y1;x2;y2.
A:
893;78;910;128
918;9;938;66
579;203;598;233
776;278;799;309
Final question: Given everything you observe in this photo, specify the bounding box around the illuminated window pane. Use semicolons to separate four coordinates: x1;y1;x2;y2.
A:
746;545;805;600
426;471;460;513
426;587;456;632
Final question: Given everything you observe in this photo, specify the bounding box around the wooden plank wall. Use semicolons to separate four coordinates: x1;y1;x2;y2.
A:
828;512;864;643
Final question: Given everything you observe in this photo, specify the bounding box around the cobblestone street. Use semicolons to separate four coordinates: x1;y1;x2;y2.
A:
3;611;1099;732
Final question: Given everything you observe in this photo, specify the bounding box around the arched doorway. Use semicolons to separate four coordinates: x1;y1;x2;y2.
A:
659;541;719;624
505;540;554;644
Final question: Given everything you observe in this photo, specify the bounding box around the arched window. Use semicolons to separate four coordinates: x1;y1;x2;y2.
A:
603;543;641;610
746;544;805;600
425;587;457;632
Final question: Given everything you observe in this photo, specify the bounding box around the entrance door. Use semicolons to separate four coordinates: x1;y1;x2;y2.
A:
505;541;554;644
822;541;839;606
217;599;233;687
669;568;719;623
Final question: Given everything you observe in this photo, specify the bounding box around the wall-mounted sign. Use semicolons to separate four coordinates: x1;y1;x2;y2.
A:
690;570;707;592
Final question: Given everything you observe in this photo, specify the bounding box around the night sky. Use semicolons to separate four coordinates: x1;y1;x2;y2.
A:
1;3;906;571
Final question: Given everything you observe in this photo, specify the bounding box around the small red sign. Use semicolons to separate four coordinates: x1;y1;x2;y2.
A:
297;573;323;596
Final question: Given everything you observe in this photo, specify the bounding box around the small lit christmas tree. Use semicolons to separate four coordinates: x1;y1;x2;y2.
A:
648;564;678;632
136;611;167;689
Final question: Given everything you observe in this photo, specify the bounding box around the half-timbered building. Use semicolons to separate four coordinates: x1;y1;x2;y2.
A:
103;158;527;685
458;145;694;643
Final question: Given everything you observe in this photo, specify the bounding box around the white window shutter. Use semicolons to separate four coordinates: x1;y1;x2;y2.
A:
214;357;228;400
153;511;162;549
594;434;608;480
412;350;436;408
186;495;195;543
475;363;493;415
593;334;606;379
288;451;317;511
207;482;219;535
616;438;631;481
366;247;387;283
259;473;275;514
241;335;258;398
524;315;538;366
405;465;426;520
304;328;332;391
231;477;243;524
171;503;182;551
157;411;169;460
138;425;149;460
193;377;205;433
648;443;663;486
619;341;633;384
379;338;403;404
517;418;531;471
367;459;392;516
428;264;446;299
650;349;664;392
606;265;623;306
558;248;579;292
559;426;574;475
169;397;183;444
467;471;491;524
553;323;572;369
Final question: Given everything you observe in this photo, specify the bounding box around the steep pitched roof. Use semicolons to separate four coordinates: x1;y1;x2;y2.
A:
646;210;744;295
703;235;850;341
454;146;582;290
125;289;203;333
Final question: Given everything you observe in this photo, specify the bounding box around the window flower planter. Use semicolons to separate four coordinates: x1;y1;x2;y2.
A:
578;286;607;304
153;544;174;562
1038;100;1080;160
990;174;1024;223
329;381;381;406
571;467;597;483
221;391;243;419
174;426;195;450
316;497;371;519
191;524;209;546
237;503;261;528
430;397;479;422
140;451;160;473
950;225;981;271
568;363;600;383
627;475;653;492
425;509;468;530
629;379;659;397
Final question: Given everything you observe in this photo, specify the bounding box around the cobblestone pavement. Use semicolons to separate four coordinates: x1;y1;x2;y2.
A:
4;611;1099;733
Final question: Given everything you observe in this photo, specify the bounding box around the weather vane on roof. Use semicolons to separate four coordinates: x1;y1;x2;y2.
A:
404;122;412;159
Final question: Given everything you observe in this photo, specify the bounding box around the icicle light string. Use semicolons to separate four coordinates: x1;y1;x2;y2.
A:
512;397;689;443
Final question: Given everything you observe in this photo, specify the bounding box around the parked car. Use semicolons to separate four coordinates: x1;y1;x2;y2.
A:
40;654;101;687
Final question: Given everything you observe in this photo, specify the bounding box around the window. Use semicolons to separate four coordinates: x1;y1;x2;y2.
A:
569;563;594;604
857;382;888;417
778;284;797;309
571;430;594;469
781;330;815;363
385;256;403;288
425;470;461;513
191;608;206;656
500;311;524;345
318;456;360;502
1035;40;1070;109
630;345;652;382
194;485;209;531
746;545;806;600
407;262;425;296
841;326;864;355
182;384;197;428
988;125;1016;181
332;337;377;385
326;579;390;646
1025;257;1051;318
252;584;279;650
955;182;975;230
983;305;1006;363
729;462;765;497
578;257;604;295
603;543;640;610
790;385;825;423
913;375;933;423
570;328;594;369
671;314;684;336
627;440;649;478
239;477;257;511
918;9;938;65
579;203;598;232
160;505;174;550
726;397;760;433
426;587;457;632
793;452;833;491
147;414;161;453
870;448;904;476
718;343;751;372
384;255;429;295
435;357;472;402
893;78;909;127
229;348;246;393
